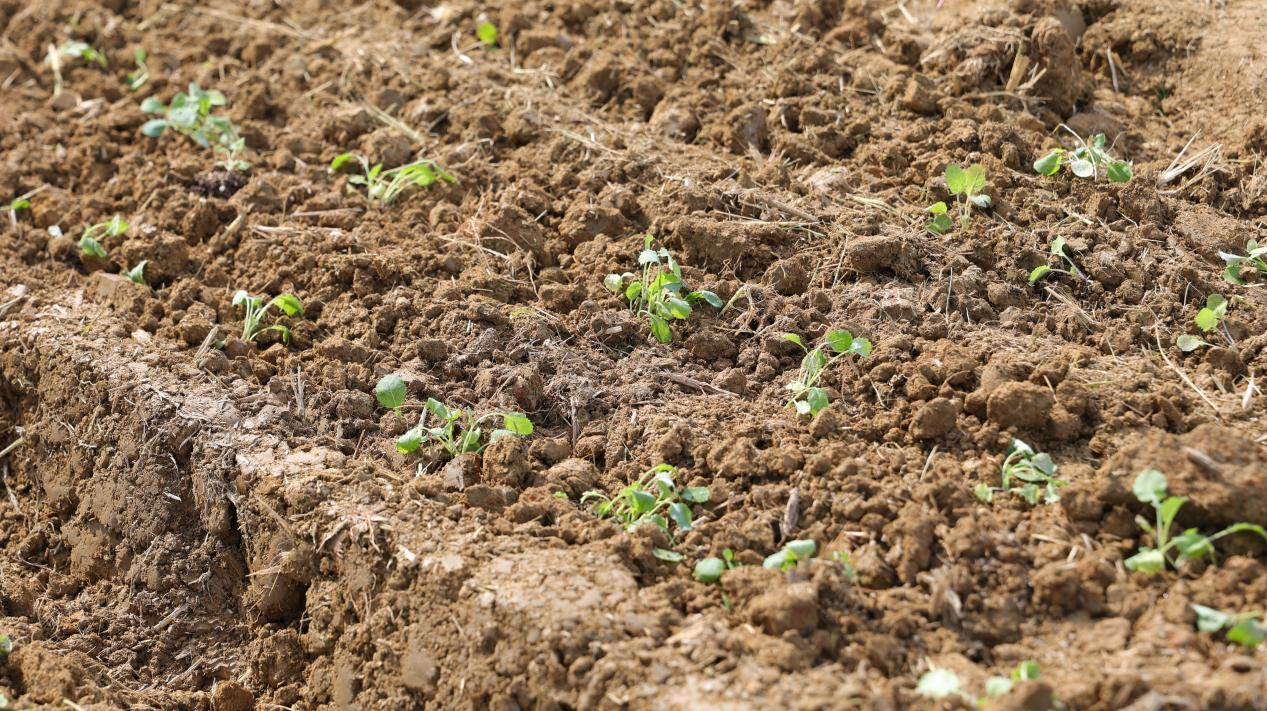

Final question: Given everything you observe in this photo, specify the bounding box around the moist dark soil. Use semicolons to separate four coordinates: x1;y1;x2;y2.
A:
2;0;1267;709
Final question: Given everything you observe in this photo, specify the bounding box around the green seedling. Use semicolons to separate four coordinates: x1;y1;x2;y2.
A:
763;539;816;571
975;439;1066;505
141;83;249;171
396;399;532;457
581;464;709;561
74;215;127;258
6;198;29;225
1191;604;1266;648
329;153;455;205
375;374;406;414
1220;240;1267;285
694;548;739;583
916;661;1040;705
0;632;10;654
232;290;303;343
121;260;148;286
1177;294;1229;352
1028;236;1082;284
603;233;722;343
783;330;872;417
46;40;106;96
1124;468;1267;574
1034;129;1132;183
831;550;858;580
125;48;149;90
477;20;499;47
927;163;990;233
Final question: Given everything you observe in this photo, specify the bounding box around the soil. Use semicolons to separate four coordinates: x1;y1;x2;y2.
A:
1;0;1266;709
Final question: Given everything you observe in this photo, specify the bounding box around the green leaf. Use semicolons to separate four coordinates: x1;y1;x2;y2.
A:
806;387;830;416
270;294;304;317
927;201;948;215
1206;293;1227;314
762;549;790;570
140;119;169;137
1070;159;1095;178
1013;661;1039;681
782;333;804;348
638;248;660;266
1107;161;1132;183
630;489;657;515
122;260;148;286
140;97;165;113
944;163;967;195
1125;548;1165;574
694;557;725;583
603;273;623;293
850;337;873;356
1195;307;1220;333
984;676;1013;698
477;21;498;47
974;483;994;503
425;398;452;421
375;374;406;411
1033;150;1063;176
665;296;692;320
501;413;533;435
1176;334;1207;352
962;164;987;195
652;547;684;562
1191;604;1231;633
694;290;723;308
329;152;355;172
1172;530;1212;561
79;235;107;258
668;502;693;531
649;314;671;343
680;486;710;503
786;539;816;559
1227;618;1267;647
915;668;962;700
1028;265;1053;284
927;213;952;233
969;193;992;208
825;330;854;354
396;428;423;453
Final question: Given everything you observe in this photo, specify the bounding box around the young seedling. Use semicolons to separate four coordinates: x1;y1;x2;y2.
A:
975;439;1066;505
916;661;1040;704
46;39;107;96
1124;468;1267;574
783;330;872;417
141;84;249;172
581;464;709;561
232;290;303;343
694;548;739;583
1191;604;1266;648
375;374;406;414
121;260;148;286
1028;236;1082;284
763;539;816;571
329;153;456;205
1220;240;1267;285
603;233;722;343
396;399;532;457
75;216;128;258
927;163;991;233
477;20;499;47
6;198;29;226
1176;294;1229;352
125;48;149;91
1033;129;1132;183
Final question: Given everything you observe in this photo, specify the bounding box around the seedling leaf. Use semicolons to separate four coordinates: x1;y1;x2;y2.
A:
375;374;406;412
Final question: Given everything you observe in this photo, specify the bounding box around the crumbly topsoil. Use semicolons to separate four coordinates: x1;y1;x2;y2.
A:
2;0;1267;709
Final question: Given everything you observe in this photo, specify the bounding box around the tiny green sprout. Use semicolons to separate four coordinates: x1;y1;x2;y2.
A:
831;550;858;581
1124;468;1267;574
1191;604;1266;648
329;153;456;205
783;329;872;417
581;464;709;556
375;374;407;414
975;439;1066;505
916;661;1040;705
121;260;148;286
694;548;739;583
477;20;499;48
1028;235;1082;284
604;233;722;343
552;491;569;500
125;48;149;91
1178;293;1229;352
77;215;128;258
141;83;249;172
1033;129;1132;183
1219;240;1267;285
763;539;816;571
0;632;11;654
6;198;30;224
396;398;532;457
928;163;990;233
58;39;107;66
232;290;303;343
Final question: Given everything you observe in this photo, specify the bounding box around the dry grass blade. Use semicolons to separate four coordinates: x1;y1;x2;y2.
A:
1157;134;1227;193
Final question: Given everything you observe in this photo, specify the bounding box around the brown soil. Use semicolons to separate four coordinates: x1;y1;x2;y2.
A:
2;0;1267;709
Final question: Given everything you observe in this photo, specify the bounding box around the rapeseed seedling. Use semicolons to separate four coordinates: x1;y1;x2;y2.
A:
975;439;1066;505
763;539;816;571
232;291;303;343
329;153;455;205
582;464;709;561
141;84;248;171
1191;604;1266;648
74;216;127;258
1176;293;1228;352
121;261;148;286
604;233;721;343
1034;130;1132;183
783;330;872;417
1028;236;1082;284
927;163;990;233
396;399;532;456
375;374;407;414
1220;240;1267;285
